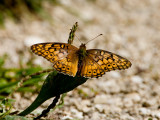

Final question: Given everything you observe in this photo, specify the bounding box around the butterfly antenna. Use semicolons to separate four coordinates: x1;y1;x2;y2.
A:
85;34;103;45
75;34;82;44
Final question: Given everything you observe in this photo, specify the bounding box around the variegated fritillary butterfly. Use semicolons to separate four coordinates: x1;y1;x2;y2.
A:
31;42;132;78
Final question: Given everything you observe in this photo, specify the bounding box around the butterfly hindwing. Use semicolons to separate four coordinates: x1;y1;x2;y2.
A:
31;42;79;76
80;49;132;78
79;56;104;78
53;51;78;76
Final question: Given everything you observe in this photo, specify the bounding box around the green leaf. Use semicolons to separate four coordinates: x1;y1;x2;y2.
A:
19;71;88;116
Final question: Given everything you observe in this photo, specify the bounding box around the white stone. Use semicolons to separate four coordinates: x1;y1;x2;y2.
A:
74;99;91;113
94;94;109;104
123;98;133;107
155;112;160;118
62;115;73;120
131;76;143;83
32;108;43;116
95;104;104;112
151;110;160;118
71;109;83;119
139;108;151;115
120;114;135;120
90;112;100;120
126;93;141;102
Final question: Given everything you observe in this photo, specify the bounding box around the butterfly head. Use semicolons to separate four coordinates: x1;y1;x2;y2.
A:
79;43;86;49
78;43;87;58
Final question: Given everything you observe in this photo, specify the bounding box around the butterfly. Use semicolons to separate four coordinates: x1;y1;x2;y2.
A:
31;42;132;78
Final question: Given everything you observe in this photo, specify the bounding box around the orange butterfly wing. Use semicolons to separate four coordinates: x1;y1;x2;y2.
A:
31;43;79;76
80;49;132;78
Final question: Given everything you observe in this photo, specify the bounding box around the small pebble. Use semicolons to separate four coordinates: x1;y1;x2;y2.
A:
139;108;151;115
131;76;143;83
62;116;73;120
94;94;109;104
95;104;104;113
71;109;83;119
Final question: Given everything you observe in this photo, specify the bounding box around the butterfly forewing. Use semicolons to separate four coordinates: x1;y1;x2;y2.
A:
80;49;132;78
31;43;79;76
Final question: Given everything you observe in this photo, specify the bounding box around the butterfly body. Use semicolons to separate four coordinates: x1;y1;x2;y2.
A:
31;42;131;78
76;43;87;77
77;43;87;59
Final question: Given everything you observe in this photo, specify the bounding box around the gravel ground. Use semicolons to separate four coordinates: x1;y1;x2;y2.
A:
0;0;160;120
